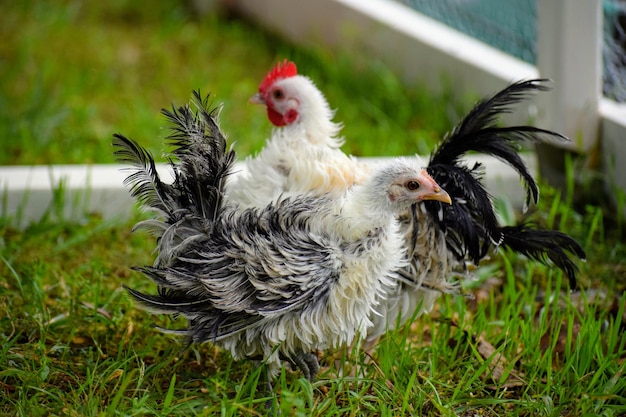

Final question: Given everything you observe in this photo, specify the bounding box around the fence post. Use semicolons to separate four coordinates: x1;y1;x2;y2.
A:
536;0;602;152
535;0;602;190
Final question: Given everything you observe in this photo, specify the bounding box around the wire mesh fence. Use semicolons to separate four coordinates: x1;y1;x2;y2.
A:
398;0;626;102
604;1;626;102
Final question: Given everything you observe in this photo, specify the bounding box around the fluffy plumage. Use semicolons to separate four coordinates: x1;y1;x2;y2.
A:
228;62;362;210
115;91;451;380
113;91;235;268
242;62;585;343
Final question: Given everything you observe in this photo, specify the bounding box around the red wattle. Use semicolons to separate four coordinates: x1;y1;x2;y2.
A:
284;109;298;124
268;107;287;127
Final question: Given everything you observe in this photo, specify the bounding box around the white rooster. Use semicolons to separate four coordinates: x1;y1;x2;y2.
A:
226;60;373;210
115;91;453;381
235;60;586;344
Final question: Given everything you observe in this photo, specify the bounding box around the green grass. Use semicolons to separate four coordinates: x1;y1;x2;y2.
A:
2;1;626;416
1;191;625;416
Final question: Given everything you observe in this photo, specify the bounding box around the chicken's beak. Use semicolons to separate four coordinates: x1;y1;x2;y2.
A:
422;188;452;205
419;169;452;205
249;93;265;105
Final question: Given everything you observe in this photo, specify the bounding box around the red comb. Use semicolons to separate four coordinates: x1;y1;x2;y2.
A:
259;60;297;94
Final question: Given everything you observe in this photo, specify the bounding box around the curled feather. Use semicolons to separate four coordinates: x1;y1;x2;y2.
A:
112;134;174;216
422;79;584;288
499;224;586;289
114;90;237;267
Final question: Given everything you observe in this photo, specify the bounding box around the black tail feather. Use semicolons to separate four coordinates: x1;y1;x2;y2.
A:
123;282;262;344
423;79;584;287
118;91;266;349
123;283;212;314
499;224;586;289
429;80;567;214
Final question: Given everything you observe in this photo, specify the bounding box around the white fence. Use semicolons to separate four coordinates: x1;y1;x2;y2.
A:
3;155;534;226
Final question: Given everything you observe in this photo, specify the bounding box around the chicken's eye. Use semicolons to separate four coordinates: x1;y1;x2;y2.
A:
406;180;420;191
273;89;284;100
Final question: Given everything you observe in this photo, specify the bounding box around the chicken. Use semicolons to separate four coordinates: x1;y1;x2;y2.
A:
226;60;372;209
241;61;586;343
114;90;453;381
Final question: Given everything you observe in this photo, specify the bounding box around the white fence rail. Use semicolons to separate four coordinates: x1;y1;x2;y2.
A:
1;156;534;226
536;0;602;152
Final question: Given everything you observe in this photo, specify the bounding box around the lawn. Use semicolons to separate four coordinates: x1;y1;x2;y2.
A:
1;1;625;416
